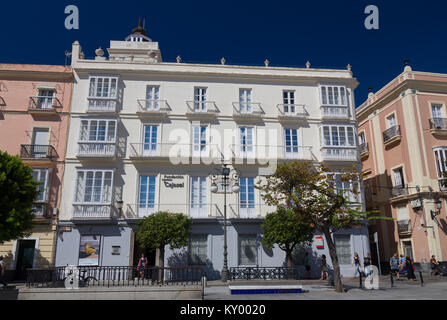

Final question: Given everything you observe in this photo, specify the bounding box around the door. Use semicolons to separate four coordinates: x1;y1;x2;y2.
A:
142;125;158;156
146;86;160;110
31;128;50;158
38;90;54;109
239;89;252;113
432;105;444;128
194;88;207;112
138;176;156;217
240;178;255;218
402;241;414;261
192;126;208;157
190;177;207;218
240;127;254;158
283;91;296;115
15;240;36;280
284;129;299;158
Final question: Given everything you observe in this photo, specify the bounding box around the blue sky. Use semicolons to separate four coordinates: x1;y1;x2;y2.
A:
0;0;445;105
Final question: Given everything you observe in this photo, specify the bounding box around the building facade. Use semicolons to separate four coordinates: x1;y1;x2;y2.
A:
357;63;447;266
55;23;370;278
0;64;73;280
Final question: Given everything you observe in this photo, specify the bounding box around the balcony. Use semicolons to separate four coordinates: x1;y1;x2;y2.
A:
125;204;218;219
77;142;116;158
230;145;314;163
186;101;219;119
0;96;5;111
438;178;447;191
232;103;264;120
136;100;170;118
32;203;50;219
20;145;58;161
277;104;308;121
87;97;118;113
359;143;369;159
429;118;447;136
383;125;401;147
390;185;408;198
321;106;349;120
28;96;61;115
321;147;358;162
129;143;222;163
229;204;275;219
72;204;114;220
397;219;412;236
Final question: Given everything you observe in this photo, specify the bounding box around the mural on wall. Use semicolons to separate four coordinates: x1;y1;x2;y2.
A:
78;235;101;266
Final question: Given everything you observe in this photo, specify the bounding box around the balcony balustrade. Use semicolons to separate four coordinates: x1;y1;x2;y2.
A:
383;125;401;145
87;97;117;112
137;99;170;116
230;145;313;162
20;145;58;160
429;118;447;135
321;147;358;161
186;101;219;118
321;106;349;119
397;219;412;235
77;142;116;158
125;204;218;219
129;143;222;161
277;104;308;120
72;204;113;220
391;185;408;198
29;96;61;114
232;102;264;119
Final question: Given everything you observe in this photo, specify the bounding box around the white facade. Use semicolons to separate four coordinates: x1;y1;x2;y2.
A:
56;26;369;278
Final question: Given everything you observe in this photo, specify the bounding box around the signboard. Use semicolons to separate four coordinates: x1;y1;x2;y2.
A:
78;235;101;266
315;236;324;249
162;175;185;189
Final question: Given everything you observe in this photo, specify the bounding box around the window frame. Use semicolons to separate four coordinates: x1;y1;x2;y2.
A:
88;76;119;100
321;124;356;148
73;169;114;205
319;85;348;107
189;235;208;266
78;119;118;143
238;234;258;266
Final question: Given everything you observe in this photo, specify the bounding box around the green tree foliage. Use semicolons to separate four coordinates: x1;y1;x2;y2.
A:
0;151;39;243
136;211;192;268
262;207;314;269
257;161;388;292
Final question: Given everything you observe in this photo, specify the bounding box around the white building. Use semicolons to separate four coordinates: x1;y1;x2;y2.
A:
55;22;370;279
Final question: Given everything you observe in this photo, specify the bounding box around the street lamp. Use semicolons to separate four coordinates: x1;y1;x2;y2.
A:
430;200;442;220
210;164;240;283
116;200;124;219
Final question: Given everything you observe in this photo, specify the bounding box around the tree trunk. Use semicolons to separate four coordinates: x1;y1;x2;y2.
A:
286;249;293;279
157;246;165;282
323;229;344;293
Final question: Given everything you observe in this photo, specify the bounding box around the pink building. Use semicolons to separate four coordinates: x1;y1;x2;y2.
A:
0;64;73;280
357;62;447;267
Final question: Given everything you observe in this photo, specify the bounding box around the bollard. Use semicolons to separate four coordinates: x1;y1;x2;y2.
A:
359;268;363;289
390;271;394;288
419;271;424;287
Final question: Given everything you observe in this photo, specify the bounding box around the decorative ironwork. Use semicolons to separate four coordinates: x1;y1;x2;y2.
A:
391;186;407;198
429;118;447;130
359;143;369;155
230;267;301;280
20;145;58;160
397;219;411;235
383;125;401;143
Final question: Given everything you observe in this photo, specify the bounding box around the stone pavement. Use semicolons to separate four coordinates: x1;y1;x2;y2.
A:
205;276;447;300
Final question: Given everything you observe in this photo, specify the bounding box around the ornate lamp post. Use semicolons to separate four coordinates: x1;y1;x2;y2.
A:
211;164;240;282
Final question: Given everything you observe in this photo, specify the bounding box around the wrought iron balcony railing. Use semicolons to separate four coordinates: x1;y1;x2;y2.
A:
230;145;313;161
87;97;118;112
137;100;170;115
429;118;447;130
186;101;219;115
321;106;349;119
77;142;116;157
391;185;407;198
321;147;358;161
383;125;401;143
129;143;222;160
233;102;264;118
397;219;411;235
29;96;61;112
277;104;308;118
72;204;114;219
359;143;369;155
126;203;219;219
20;145;58;160
228;204;275;219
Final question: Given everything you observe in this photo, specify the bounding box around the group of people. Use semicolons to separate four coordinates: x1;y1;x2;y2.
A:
389;253;416;281
352;252;373;277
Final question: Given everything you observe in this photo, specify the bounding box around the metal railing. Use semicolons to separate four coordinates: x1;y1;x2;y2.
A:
129;143;222;159
321;147;358;161
391;185;408;197
78;142;116;157
359;143;369;155
438;178;447;191
397;219;412;235
186;101;219;115
229;204;276;219
277;104;308;118
321;106;349;118
26;266;205;288
229;267;301;280
29;96;61;111
137;99;170;114
72;204;113;219
20;145;58;160
383;125;401;143
233;102;264;117
230;145;314;161
429;118;447;130
87;97;118;112
125;203;218;219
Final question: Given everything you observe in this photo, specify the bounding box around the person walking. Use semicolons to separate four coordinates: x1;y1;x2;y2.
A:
404;256;416;281
320;254;329;280
304;252;311;279
137;253;148;279
430;255;440;276
399;254;406;275
352;252;362;278
390;253;400;280
364;253;372;277
0;256;7;288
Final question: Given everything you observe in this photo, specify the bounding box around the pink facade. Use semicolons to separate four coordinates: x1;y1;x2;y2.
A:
358;66;447;265
0;64;73;273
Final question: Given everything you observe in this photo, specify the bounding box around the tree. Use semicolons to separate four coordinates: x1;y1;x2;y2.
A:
0;151;39;244
261;207;314;269
136;211;192;269
257;161;387;293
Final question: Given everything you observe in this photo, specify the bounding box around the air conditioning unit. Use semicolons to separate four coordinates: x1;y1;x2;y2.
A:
411;199;422;209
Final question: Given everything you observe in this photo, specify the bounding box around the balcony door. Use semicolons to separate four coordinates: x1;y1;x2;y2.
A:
192;126;209;157
142;125;159;156
38;90;54;109
190;177;207;218
31;128;49;158
240;178;255;218
283;91;296;115
284;129;299;158
138;176;156;217
432;105;444;128
239;89;252;113
194;88;207;112
240;127;254;158
146;86;160;110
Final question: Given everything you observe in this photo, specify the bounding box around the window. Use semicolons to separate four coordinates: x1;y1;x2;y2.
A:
334;235;351;265
322;125;355;147
192;126;208;155
239;89;252;113
74;170;113;204
283;91;296;114
79;119;117;143
387;114;397;128
320;85;347;106
239;235;258;266
37;90;55;109
240;127;254;155
31;128;50;158
32;168;49;202
432;104;443;119
327;173;361;203
139;176;156;216
434;148;447;178
145;86;160;110
240;178;255;217
142;125;158;156
392;167;405;188
189;235;208;265
285;129;299;156
194;88;207;111
359;132;366;146
397;205;410;221
190;177;207;218
88;76;118;110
